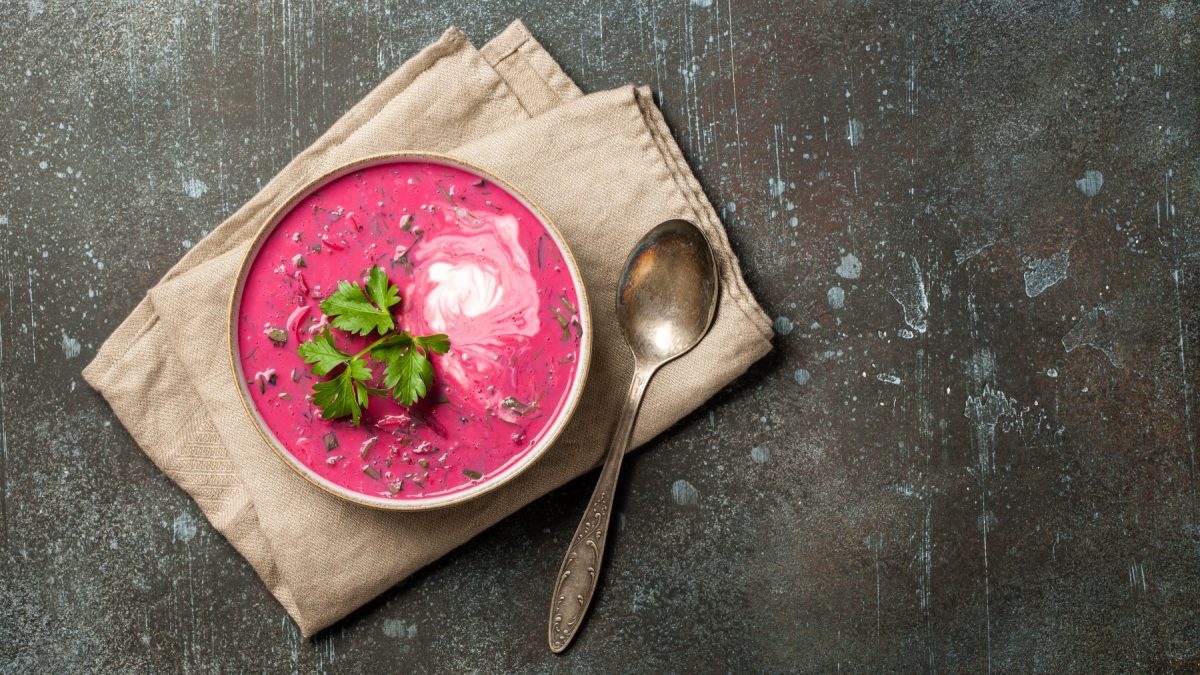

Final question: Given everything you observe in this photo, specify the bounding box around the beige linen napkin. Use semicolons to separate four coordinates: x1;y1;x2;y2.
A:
83;21;771;637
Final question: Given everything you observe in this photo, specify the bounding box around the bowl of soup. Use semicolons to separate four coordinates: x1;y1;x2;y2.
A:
229;153;590;509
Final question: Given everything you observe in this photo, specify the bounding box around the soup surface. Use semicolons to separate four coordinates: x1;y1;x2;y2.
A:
236;160;584;501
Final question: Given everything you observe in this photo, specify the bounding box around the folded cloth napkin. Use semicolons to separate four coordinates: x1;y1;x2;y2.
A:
83;20;772;637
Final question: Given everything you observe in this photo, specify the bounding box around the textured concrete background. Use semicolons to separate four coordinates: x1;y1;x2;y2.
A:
2;1;1198;672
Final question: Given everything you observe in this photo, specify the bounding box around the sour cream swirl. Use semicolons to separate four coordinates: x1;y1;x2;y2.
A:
405;207;541;393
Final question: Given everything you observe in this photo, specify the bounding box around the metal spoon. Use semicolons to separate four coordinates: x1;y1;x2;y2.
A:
548;219;719;653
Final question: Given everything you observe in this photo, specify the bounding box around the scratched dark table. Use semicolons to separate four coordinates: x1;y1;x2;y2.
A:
2;1;1198;672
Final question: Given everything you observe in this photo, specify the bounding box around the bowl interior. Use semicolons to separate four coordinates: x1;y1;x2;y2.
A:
228;153;591;510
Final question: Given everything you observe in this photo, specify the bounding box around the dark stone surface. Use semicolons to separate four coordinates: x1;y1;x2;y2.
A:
2;1;1198;672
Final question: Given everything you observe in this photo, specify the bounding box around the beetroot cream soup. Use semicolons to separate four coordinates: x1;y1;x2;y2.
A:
236;160;583;500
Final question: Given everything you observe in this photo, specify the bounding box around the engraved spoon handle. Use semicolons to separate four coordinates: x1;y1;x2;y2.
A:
548;364;653;653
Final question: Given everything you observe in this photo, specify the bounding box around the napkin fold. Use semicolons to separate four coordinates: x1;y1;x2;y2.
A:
83;21;771;636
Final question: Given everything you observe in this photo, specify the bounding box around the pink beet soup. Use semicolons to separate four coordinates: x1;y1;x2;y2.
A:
235;159;584;502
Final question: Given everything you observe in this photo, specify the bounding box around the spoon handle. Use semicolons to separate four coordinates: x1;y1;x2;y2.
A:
548;365;653;653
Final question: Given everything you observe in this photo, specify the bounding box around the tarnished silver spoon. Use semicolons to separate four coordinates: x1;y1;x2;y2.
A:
548;219;719;653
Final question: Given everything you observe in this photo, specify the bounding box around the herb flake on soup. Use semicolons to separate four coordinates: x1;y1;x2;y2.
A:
236;161;583;500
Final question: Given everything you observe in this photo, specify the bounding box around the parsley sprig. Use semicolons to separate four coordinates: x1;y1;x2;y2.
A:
297;265;450;425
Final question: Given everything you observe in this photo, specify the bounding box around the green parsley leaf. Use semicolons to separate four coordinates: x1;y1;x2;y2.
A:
412;333;451;354
365;265;401;315
311;357;372;424
369;332;414;355
296;327;350;376
319;265;400;336
379;344;434;406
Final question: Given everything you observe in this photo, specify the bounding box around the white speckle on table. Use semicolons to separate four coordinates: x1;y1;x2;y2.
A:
671;479;700;506
977;510;997;534
774;316;793;335
793;368;811;385
827;286;845;309
876;372;901;385
383;619;418;639
171;512;197;543
965;348;996;385
1063;306;1122;367
964;384;1016;474
836;253;862;279
61;331;81;359
1075;170;1104;197
889;256;929;333
631;586;660;613
954;236;996;265
847;118;863;146
182;240;193;250
1024;250;1070;297
1128;561;1149;594
689;0;713;6
750;446;770;464
182;176;208;199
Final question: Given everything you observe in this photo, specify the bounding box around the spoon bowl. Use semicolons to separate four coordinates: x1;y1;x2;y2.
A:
549;219;718;652
617;219;719;365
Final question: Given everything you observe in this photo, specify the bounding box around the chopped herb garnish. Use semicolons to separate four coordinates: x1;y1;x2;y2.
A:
550;306;569;330
322;432;340;451
393;252;413;275
463;469;482;481
501;396;536;416
547;295;578;341
363;465;380;480
559;294;577;314
267;328;288;345
254;369;276;394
